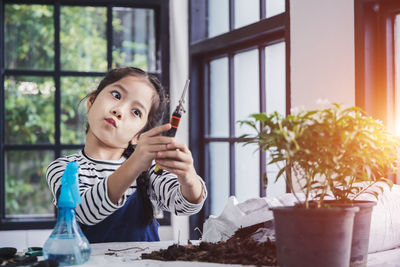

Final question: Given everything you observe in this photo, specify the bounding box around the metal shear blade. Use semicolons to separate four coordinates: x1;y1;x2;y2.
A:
178;79;190;112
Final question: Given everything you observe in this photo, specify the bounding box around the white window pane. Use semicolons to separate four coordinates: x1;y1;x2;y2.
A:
266;42;286;115
209;143;230;216
235;143;260;202
265;151;286;197
210;57;229;137
208;0;229;38
234;0;260;29
394;15;400;135
234;49;260;137
266;0;285;18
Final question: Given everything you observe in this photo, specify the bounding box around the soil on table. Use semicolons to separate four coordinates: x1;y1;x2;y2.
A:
141;222;278;266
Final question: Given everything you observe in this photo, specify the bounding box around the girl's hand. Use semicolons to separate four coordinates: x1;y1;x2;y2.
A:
155;141;199;188
131;123;173;173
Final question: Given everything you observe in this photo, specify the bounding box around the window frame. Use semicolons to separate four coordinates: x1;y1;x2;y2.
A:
355;0;400;132
0;0;170;230
188;0;291;239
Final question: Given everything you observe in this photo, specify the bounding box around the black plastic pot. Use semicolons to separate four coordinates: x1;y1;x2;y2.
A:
271;206;359;267
321;200;376;267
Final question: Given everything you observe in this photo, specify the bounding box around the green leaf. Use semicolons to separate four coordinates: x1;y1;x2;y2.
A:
275;166;287;182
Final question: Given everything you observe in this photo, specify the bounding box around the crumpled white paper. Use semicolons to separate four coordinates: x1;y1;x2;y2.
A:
202;196;284;242
202;184;400;254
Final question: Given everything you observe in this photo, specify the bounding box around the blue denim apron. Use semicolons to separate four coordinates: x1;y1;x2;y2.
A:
78;191;160;243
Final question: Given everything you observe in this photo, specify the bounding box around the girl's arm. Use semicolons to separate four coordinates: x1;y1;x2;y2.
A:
148;163;207;216
155;141;205;204
106;124;174;204
106;123;206;208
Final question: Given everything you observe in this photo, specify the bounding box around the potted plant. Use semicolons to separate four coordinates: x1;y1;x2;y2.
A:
238;103;400;267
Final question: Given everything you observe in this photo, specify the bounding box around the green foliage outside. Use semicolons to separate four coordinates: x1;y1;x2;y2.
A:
5;5;54;70
60;6;107;72
112;8;155;69
6;151;54;216
5;76;55;145
4;4;155;216
61;76;101;144
112;10;149;69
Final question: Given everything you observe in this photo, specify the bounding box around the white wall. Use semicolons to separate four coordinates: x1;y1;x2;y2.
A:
0;230;52;251
168;0;191;242
290;0;355;109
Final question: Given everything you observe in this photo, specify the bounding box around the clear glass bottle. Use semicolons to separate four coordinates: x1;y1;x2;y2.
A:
43;162;91;266
43;207;90;266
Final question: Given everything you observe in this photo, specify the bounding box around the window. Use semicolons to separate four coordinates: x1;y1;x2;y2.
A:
355;0;400;133
0;0;170;230
189;0;290;238
355;0;400;184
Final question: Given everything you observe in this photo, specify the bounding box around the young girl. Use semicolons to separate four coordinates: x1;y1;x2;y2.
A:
46;67;207;243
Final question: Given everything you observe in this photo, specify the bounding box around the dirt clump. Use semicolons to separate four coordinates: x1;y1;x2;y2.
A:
141;222;277;266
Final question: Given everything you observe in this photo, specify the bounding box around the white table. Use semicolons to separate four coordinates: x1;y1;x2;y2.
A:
75;240;244;267
59;240;400;267
367;247;400;267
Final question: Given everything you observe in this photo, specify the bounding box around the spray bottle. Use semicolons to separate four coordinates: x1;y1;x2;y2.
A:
43;161;91;266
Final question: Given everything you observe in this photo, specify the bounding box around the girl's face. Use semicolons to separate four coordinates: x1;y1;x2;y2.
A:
86;75;155;150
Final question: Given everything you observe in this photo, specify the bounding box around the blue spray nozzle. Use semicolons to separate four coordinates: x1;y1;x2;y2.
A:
58;161;81;208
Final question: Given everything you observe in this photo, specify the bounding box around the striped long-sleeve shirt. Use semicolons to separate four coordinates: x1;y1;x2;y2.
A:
46;150;207;226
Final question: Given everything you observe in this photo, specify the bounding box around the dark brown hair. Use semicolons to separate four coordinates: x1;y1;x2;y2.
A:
85;67;167;225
